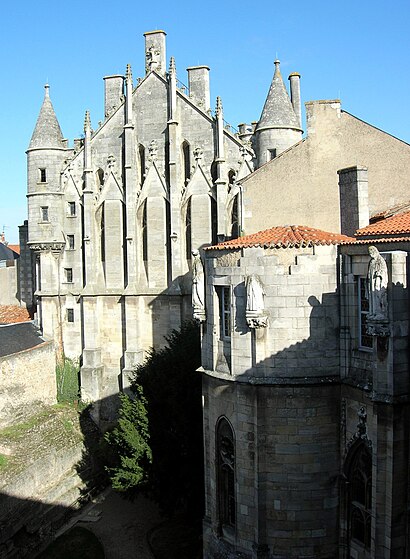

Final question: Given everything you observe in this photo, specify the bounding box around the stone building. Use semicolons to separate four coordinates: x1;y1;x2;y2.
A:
200;167;410;558
25;30;301;421
240;100;410;235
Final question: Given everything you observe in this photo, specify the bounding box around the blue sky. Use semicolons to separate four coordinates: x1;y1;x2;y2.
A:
1;0;409;243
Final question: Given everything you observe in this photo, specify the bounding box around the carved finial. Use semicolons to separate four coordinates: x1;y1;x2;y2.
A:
216;96;223;118
169;56;176;75
44;83;50;97
126;63;133;82
274;59;281;74
84;110;91;133
148;139;158;162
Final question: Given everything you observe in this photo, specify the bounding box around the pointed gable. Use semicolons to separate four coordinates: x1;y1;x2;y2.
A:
29;84;65;149
257;60;299;130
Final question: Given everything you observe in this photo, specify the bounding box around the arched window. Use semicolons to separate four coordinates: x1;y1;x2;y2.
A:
96;168;104;190
142;199;148;271
230;195;239;239
182;141;191;185
228;169;236;191
139;144;146;185
185;197;192;261
346;442;372;550
100;204;105;265
216;417;235;528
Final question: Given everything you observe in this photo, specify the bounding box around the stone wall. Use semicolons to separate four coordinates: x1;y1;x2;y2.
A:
0;266;19;306
0;341;56;428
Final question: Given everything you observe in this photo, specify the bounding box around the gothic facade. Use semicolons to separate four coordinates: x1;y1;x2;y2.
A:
26;30;302;422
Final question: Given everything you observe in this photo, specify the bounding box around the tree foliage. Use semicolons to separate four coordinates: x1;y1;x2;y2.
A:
105;321;203;516
105;386;152;492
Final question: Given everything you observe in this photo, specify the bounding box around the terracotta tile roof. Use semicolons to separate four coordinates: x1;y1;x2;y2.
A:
8;244;20;255
0;305;32;324
206;225;355;250
356;210;410;237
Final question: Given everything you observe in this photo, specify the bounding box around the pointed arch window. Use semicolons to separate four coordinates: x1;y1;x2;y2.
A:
230;195;239;239
217;417;235;529
96;168;104;190
142;199;148;267
182;141;191;185
100;204;106;264
346;442;372;551
139;144;146;185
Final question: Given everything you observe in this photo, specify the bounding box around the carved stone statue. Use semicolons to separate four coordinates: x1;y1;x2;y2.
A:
367;246;388;322
191;249;205;322
245;274;267;329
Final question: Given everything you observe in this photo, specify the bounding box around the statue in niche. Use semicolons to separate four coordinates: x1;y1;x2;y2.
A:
367;246;388;322
191;249;205;322
146;46;161;73
245;274;267;329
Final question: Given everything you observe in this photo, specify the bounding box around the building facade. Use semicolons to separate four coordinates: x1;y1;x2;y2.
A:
26;30;302;422
201;167;410;558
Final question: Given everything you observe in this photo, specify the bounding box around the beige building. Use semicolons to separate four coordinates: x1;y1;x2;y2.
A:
240;100;410;236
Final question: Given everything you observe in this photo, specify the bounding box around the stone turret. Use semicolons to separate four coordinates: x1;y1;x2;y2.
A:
26;84;68;245
255;60;303;167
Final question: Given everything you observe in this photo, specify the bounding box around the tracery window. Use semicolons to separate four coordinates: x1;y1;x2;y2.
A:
347;442;372;550
216;418;235;528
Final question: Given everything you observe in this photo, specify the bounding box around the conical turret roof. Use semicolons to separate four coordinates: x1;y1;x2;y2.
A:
29;84;65;149
257;60;300;130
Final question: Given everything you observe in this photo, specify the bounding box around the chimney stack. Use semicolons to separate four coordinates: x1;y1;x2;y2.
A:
186;66;210;111
144;30;167;76
288;72;302;129
103;75;124;118
338;166;369;237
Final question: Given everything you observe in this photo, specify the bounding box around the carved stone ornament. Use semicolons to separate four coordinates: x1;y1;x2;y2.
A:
193;146;203;163
148;140;158;162
146;46;161;73
29;242;65;253
346;406;372;452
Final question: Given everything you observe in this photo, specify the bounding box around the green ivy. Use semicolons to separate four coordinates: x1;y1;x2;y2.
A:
56;356;80;403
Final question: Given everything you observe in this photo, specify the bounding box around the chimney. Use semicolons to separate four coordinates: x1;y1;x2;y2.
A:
103;75;124;118
338;166;369;237
186;66;210;111
238;123;253;143
144;30;167;76
288;72;302;129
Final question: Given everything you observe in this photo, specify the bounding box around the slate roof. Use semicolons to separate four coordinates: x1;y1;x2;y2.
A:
0;243;19;261
257;60;300;130
206;225;355;250
0;322;46;358
29;84;65;149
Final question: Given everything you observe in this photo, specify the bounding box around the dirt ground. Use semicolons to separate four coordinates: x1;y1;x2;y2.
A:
73;489;162;559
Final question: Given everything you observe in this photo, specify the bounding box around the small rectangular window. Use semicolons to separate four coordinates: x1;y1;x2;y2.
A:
268;149;277;160
66;308;74;322
39;168;47;183
67;235;75;250
358;277;372;350
40;206;49;222
68;202;76;216
65;268;73;283
218;286;231;339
